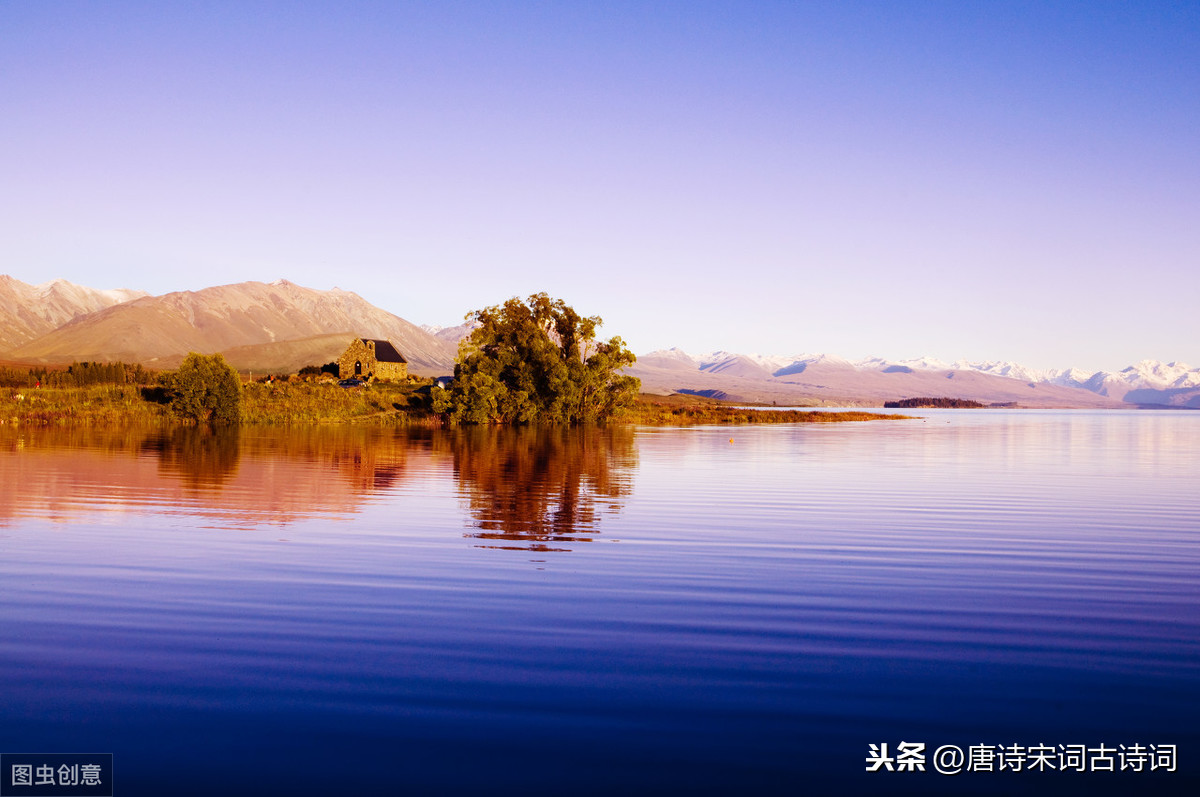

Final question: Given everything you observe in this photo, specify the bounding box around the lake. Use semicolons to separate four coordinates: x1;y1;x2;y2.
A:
1;411;1197;795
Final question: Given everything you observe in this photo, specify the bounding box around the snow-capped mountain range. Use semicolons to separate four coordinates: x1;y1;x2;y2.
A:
634;348;1200;406
869;355;1199;393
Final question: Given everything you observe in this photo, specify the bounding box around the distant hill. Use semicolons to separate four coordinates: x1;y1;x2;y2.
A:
2;278;456;376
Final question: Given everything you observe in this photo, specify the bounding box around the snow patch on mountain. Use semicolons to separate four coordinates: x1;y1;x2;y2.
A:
1119;360;1199;389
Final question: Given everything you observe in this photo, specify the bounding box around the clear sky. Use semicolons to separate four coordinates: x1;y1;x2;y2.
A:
2;1;1196;372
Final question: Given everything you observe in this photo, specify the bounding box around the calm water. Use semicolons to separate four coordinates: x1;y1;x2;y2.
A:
1;411;1197;795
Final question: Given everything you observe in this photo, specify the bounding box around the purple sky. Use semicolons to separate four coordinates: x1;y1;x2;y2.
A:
2;1;1197;372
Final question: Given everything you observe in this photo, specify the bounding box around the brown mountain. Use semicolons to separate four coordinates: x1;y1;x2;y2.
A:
0;275;146;351
5;279;456;375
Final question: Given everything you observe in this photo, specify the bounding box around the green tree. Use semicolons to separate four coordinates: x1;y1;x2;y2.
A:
168;353;243;425
446;293;640;424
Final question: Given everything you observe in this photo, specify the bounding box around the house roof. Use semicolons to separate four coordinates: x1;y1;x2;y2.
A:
364;338;407;363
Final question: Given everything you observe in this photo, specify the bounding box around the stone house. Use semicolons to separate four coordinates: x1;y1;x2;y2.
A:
338;338;408;381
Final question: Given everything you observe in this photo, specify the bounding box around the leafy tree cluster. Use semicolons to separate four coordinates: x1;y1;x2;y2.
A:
2;361;155;388
438;293;640;424
0;367;31;388
166;353;243;425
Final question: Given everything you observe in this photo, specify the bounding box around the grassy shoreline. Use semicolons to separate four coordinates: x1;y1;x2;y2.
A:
2;383;913;427
624;394;913;425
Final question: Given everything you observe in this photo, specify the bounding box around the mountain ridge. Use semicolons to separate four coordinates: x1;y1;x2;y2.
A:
639;348;1199;391
2;277;456;376
643;350;1200;410
628;356;1121;409
0;275;148;351
3;275;1194;406
630;349;1200;408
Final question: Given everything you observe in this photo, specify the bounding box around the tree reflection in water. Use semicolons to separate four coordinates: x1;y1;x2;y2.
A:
141;426;242;490
447;425;636;551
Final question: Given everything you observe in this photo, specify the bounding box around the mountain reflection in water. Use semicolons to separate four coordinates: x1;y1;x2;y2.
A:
0;424;632;545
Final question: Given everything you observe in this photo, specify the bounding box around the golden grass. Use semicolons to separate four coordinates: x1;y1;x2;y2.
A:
2;385;169;426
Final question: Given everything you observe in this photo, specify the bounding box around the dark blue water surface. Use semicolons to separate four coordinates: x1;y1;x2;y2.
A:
1;412;1197;795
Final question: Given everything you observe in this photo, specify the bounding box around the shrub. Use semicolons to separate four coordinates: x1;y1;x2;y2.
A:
167;353;243;425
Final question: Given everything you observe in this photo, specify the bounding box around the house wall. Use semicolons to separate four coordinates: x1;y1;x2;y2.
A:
338;339;374;380
337;339;408;381
374;360;408;381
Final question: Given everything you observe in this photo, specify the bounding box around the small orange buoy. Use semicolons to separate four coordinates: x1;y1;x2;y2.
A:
729;438;734;444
